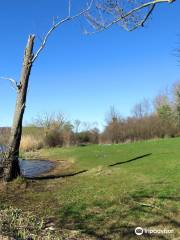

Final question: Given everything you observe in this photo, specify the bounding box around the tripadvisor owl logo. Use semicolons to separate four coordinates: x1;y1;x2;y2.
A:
135;227;144;235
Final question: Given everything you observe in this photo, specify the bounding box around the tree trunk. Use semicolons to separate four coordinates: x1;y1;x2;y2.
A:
3;35;35;181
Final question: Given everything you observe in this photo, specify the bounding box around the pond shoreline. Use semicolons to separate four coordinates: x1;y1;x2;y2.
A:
36;159;72;177
0;158;72;179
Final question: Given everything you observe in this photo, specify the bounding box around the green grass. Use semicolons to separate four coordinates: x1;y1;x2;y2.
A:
1;138;180;239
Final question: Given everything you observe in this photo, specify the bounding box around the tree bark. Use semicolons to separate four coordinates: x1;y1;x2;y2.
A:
3;35;35;181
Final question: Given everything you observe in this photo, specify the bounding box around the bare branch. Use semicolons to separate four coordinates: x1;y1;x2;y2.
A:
127;3;156;31
0;76;19;92
32;0;94;63
85;0;175;34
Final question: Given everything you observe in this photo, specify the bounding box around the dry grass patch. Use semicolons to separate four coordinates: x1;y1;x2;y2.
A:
20;135;43;152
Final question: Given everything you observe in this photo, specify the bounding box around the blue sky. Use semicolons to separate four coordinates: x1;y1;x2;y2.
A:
0;0;180;129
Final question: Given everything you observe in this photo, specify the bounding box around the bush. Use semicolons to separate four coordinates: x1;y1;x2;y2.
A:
44;130;63;147
75;129;99;145
76;131;90;145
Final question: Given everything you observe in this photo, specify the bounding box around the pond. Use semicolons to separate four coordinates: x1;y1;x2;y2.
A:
20;159;54;178
0;158;54;178
0;145;55;178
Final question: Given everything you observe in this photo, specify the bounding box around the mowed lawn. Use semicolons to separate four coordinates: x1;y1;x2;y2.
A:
1;138;180;239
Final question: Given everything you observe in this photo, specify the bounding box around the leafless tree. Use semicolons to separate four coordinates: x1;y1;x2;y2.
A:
73;120;80;133
105;106;120;123
1;0;175;181
105;106;123;143
132;98;152;119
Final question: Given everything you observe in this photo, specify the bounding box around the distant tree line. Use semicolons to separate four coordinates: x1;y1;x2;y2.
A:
103;82;180;143
1;81;180;151
12;113;99;151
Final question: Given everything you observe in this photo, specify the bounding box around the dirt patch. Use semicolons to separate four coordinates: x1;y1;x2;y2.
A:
39;159;72;177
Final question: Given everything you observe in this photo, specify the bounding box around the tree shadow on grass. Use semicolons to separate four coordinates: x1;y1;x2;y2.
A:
109;153;152;167
22;153;152;181
25;169;88;180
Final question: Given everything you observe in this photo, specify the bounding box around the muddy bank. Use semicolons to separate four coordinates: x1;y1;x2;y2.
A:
39;159;72;177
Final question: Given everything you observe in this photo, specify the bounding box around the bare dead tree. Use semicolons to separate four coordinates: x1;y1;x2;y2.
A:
2;0;94;181
132;99;152;119
1;0;175;181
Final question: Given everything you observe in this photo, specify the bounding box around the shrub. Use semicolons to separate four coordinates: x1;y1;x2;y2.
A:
43;129;63;147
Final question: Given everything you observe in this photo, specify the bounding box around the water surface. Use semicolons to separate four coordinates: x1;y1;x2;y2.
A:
20;159;54;178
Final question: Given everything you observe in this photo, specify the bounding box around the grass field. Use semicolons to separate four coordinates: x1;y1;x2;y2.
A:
0;138;180;239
